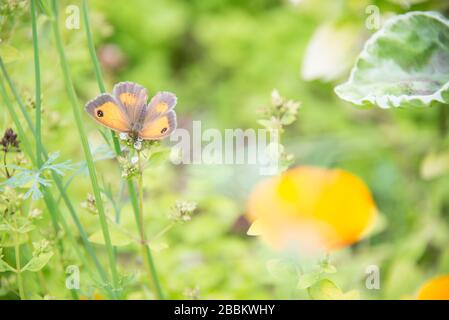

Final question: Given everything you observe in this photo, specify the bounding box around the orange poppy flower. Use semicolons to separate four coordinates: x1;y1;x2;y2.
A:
417;275;449;300
247;166;377;253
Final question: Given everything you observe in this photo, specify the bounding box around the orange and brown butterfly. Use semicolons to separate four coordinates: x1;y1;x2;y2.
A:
85;82;177;140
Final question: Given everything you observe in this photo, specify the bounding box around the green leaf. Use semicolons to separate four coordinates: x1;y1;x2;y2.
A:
308;279;343;300
0;249;16;273
335;12;449;109
308;279;360;300
89;223;133;247
320;262;337;274
22;251;54;272
0;44;23;63
266;259;297;280
342;290;361;300
0;259;15;273
297;270;321;290
149;242;168;252
0;232;28;247
0;217;35;234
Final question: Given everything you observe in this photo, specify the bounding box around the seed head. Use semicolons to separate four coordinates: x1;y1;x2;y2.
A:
1;128;20;153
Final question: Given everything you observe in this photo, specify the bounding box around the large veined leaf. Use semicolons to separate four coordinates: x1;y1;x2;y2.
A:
335;12;449;109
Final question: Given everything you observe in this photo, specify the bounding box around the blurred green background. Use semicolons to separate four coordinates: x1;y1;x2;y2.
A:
2;0;449;299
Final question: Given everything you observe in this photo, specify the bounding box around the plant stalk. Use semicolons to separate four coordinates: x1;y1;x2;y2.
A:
30;0;42;167
81;0;164;299
0;58;111;295
136;151;164;299
13;218;25;300
438;102;448;138
50;0;119;296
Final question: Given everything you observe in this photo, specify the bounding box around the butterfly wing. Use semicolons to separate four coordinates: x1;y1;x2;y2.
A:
85;93;130;132
112;82;148;124
138;91;177;140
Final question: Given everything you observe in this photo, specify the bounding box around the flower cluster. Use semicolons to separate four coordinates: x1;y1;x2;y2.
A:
257;90;301;173
258;89;301;133
169;200;197;223
81;193;98;215
1;128;20;153
0;187;23;215
117;155;139;179
31;239;51;257
118;132;160;151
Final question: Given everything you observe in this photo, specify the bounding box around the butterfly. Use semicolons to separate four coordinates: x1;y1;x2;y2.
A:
85;81;177;140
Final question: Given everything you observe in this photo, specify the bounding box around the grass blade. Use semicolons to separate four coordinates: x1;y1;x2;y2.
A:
81;0;164;299
30;0;43;168
1;57;111;291
50;0;120;296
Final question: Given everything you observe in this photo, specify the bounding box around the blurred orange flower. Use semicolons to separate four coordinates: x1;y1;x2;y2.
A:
417;275;449;300
247;166;377;253
79;292;105;300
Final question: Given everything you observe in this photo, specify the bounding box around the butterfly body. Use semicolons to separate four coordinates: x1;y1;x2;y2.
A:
85;82;177;140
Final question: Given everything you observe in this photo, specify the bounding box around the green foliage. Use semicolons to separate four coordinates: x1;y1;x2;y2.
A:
1;0;449;300
1;152;73;200
308;279;360;300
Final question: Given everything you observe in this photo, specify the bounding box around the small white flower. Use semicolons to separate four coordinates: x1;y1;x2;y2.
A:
271;89;283;107
119;132;128;140
131;156;139;164
134;141;142;150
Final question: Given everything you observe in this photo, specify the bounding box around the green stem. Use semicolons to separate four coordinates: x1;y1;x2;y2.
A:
81;0;121;154
50;0;119;296
1;74;94;299
13;218;25;300
81;0;163;299
0;76;33;165
26;237;48;295
82;0;106;93
30;0;42;167
151;222;175;242
0;63;34;131
0;58;111;295
438;103;448;138
136;152;164;299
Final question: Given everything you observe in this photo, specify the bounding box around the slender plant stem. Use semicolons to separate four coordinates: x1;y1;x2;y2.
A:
30;0;42;167
29;2;63;297
1;75;87;299
81;0;164;299
136;151;164;299
3;151;11;178
50;0;119;296
26;237;48;295
13;219;25;300
438;103;448;138
0;58;111;293
151;223;175;242
0;64;33;133
81;0;121;154
81;0;105;93
137;153;145;236
0;77;33;163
